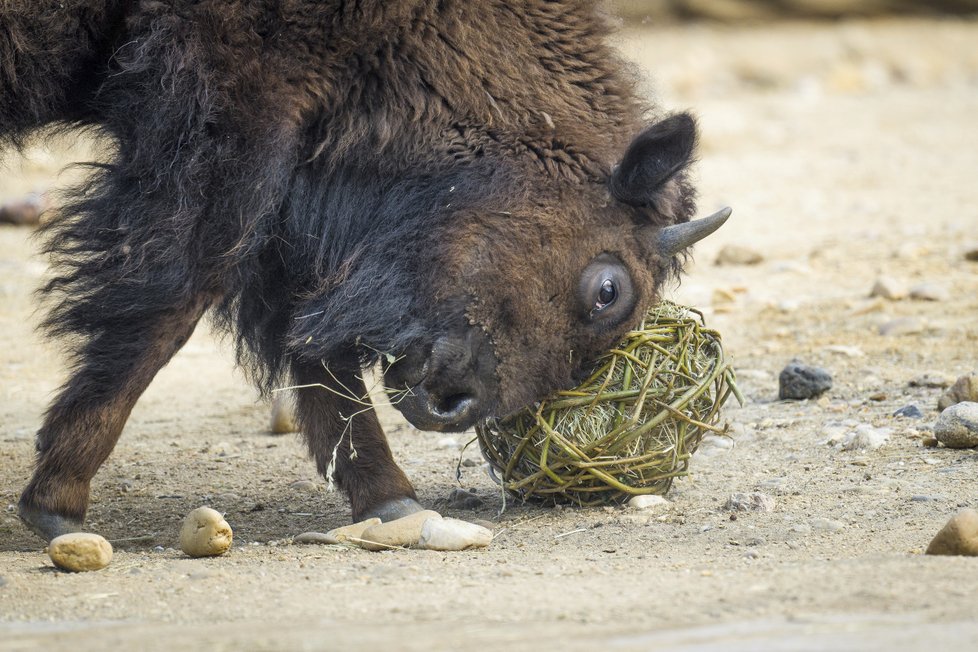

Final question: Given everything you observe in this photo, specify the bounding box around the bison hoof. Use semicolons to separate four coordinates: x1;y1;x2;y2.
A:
360;497;425;523
18;503;83;543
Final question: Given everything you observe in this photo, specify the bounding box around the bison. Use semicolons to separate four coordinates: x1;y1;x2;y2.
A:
1;0;729;541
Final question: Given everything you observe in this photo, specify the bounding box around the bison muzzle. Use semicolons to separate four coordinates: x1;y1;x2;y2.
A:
1;0;729;540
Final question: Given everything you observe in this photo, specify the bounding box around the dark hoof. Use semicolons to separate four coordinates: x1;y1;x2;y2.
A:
359;497;425;523
18;502;83;542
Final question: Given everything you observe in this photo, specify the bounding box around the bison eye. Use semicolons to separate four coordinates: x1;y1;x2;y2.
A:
578;253;635;325
595;279;617;311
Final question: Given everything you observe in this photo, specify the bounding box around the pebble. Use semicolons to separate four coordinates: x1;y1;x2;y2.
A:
357;510;442;551
840;424;891;451
179;507;233;557
295;518;382;545
926;509;978;556
289;480;320;494
724;492;776;513
715;244;763;266
938;373;978;411
810;518;845;532
439;488;483;510
436;437;459;449
779;362;832;400
965;247;978;262
878;317;925;336
909;372;955;389
869;276;905;300
823;345;864;358
269;394;298;434
933;402;978;449
47;533;113;572
417;518;493;551
908;283;949;302
628;495;670;511
893;405;923;418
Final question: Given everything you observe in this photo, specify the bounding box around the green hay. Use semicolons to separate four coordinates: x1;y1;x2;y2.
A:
476;302;742;506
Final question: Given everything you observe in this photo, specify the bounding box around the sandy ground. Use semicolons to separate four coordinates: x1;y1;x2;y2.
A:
2;17;978;652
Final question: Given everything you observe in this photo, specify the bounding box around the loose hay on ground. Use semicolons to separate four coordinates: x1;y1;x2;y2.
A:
477;302;740;506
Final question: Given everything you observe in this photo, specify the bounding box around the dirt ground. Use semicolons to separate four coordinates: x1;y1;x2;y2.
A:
2;17;978;652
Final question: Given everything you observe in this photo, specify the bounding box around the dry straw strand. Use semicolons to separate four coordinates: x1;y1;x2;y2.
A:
477;301;740;506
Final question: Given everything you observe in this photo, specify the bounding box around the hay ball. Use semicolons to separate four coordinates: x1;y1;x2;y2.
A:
476;302;740;506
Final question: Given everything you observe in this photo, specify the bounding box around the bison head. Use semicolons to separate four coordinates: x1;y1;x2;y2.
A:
289;113;729;431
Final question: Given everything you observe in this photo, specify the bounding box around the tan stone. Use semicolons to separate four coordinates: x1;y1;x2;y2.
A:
938;373;978;411
48;533;113;572
417;518;492;551
179;507;233;557
357;510;441;551
321;518;382;544
926;509;978;556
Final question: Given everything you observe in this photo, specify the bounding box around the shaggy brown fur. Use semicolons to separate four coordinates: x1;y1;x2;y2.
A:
1;1;701;539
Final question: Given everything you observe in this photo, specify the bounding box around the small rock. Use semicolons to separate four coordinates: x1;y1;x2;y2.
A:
938;373;978;411
460;458;480;468
810;518;845;532
417;518;492;551
909;283;949;302
823;345;864;358
289;480;320;494
724;492;776;513
840;424;891;451
779;363;832;400
964;246;978;262
909;372;955;389
868;392;886;402
440;488;483;510
869;276;905;300
628;495;670;511
933;402;978;449
48;533;113;572
715;244;763;266
893;405;923;419
436;437;459;449
269;394;298;434
358;510;442;551
296;518;382;545
926;509;978;556
697;435;734;456
879;317;925;336
179;507;233;557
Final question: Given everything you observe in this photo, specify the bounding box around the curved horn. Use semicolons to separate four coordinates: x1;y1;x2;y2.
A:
656;207;732;257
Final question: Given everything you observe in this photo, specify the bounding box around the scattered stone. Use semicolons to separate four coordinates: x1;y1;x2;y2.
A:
417;518;492;551
909;372;955;389
933;402;978;449
893;405;923;419
922;435;940;448
357;510;442;551
779;362;832;400
869;276;905;300
910;495;943;502
965;247;978;262
840;424;891;451
289;480;320;494
460;458;480;468
48;533;113;572
628;495;670;511
823;345;864;358
879;317;925;336
810;518;845;532
868;392;886;402
439;488;483;510
269;394;298;434
179;507;233;557
724;492;776;513
715;244;763;266
436;437;459;449
938;373;978;411
295;518;382;545
926;509;978;556
909;283;949;302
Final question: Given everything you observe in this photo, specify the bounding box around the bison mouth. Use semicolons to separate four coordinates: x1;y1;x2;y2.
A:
383;326;499;432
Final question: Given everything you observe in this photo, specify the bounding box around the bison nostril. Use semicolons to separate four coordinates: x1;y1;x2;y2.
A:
433;393;475;419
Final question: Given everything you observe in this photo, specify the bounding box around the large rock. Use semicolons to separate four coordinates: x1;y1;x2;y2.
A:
938;373;978;411
934;402;978;449
779;362;832;400
357;510;442;551
926;509;978;556
48;533;113;572
417;518;493;551
179;507;233;557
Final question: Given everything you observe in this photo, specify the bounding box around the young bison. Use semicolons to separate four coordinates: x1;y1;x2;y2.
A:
1;1;729;540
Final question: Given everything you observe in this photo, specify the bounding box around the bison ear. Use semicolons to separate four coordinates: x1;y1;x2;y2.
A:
609;113;697;207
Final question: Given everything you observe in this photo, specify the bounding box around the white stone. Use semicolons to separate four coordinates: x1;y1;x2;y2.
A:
840;424;891;451
628;495;671;510
417;518;492;551
869;276;905;300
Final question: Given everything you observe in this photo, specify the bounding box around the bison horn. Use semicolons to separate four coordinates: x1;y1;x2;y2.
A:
655;206;732;257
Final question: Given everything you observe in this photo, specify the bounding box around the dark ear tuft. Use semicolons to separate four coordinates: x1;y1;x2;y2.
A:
610;113;697;207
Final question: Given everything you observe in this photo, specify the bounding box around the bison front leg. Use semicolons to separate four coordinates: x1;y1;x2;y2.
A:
18;295;211;541
291;358;423;523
